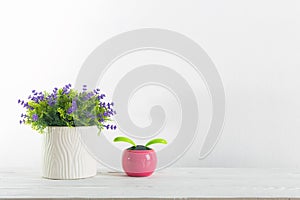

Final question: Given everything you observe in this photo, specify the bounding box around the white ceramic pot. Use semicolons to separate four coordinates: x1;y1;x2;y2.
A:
42;126;97;180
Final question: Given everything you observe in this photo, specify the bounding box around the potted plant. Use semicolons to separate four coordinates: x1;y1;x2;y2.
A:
113;136;167;177
18;84;116;179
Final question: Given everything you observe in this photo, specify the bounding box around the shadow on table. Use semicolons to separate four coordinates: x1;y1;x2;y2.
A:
97;171;128;177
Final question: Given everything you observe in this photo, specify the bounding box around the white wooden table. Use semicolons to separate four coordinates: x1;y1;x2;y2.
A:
2;168;300;199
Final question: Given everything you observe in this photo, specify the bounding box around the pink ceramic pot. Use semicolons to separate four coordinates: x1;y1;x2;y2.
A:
122;149;157;177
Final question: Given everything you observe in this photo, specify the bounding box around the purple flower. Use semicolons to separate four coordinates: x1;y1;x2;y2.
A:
18;99;21;104
62;84;72;95
72;99;76;105
32;114;38;121
32;97;39;103
67;100;77;114
51;93;57;99
62;87;68;94
103;112;108;117
38;95;44;101
98;94;106;99
83;92;95;101
53;87;58;92
67;107;73;114
23;102;28;108
47;92;57;106
82;85;88;91
32;90;36;93
47;99;55;106
104;124;117;130
108;110;115;116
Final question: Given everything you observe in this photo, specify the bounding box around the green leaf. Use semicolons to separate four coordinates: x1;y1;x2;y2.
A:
145;138;167;147
113;137;136;147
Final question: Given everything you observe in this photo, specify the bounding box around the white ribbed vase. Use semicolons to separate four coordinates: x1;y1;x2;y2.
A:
42;127;97;180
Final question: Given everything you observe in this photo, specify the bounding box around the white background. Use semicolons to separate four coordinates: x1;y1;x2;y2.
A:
0;0;300;169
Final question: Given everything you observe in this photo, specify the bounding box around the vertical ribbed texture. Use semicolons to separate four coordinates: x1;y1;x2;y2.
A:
42;127;96;180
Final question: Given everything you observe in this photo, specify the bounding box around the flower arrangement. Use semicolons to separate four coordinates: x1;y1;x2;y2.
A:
18;84;116;133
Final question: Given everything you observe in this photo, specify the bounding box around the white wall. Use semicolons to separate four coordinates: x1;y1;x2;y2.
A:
1;0;300;169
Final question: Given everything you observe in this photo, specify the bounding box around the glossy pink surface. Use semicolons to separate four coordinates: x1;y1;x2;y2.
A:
122;149;157;177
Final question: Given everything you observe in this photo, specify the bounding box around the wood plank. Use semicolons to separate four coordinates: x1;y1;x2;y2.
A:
1;168;300;199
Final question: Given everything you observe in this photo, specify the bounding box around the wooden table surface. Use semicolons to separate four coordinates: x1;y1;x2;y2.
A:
2;167;300;199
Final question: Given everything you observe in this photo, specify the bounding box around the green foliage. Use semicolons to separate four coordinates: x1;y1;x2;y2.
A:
145;138;168;147
113;136;136;147
19;85;116;134
113;136;167;149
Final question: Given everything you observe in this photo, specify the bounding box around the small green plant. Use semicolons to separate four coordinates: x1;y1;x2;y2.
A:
18;84;116;134
113;136;167;150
